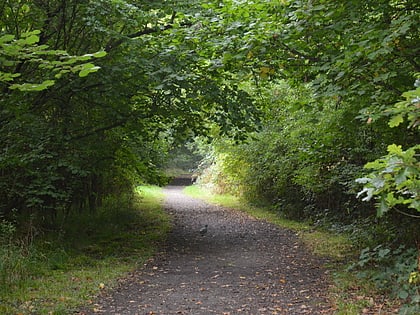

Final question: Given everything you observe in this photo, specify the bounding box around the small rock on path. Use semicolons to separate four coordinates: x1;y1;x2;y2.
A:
82;185;332;314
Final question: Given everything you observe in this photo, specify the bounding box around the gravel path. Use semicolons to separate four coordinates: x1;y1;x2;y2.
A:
84;184;332;314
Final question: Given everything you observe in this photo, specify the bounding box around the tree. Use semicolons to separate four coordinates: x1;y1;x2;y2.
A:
191;0;419;228
0;0;260;222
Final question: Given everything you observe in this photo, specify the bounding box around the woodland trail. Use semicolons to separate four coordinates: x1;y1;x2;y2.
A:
83;182;332;314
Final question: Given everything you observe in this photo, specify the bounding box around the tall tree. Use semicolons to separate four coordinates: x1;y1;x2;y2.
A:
0;0;259;221
190;0;419;220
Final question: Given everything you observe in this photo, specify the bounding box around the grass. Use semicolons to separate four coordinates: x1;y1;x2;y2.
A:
183;185;404;314
0;185;170;315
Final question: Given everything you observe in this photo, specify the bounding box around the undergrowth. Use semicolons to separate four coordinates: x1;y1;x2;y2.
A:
0;185;170;315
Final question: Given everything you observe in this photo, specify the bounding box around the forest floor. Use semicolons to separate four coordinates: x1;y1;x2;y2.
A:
80;181;333;314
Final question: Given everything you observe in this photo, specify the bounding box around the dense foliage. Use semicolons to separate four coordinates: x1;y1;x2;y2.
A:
193;0;419;225
0;0;258;224
1;0;419;312
188;1;419;310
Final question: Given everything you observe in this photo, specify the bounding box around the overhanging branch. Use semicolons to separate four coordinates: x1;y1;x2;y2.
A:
105;11;177;52
70;118;129;141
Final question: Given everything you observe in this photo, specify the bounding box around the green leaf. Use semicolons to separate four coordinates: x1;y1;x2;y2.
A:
78;55;93;61
54;70;70;79
24;34;40;45
398;290;409;300
22;30;41;36
355;177;370;184
78;63;100;77
388;114;404;128
378;198;389;217
365;160;383;169
387;144;403;155
93;51;107;58
394;174;407;186
0;71;20;82
0;34;15;44
371;176;385;189
378;248;390;258
10;80;55;91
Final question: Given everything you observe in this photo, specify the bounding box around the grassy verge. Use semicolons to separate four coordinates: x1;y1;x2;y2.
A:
183;185;405;314
0;185;170;315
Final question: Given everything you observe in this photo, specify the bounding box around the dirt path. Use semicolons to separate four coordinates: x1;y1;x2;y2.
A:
85;184;332;314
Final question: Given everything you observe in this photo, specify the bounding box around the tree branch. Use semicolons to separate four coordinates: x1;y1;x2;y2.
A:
395;208;420;219
279;42;321;63
105;11;177;52
70;119;129;141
